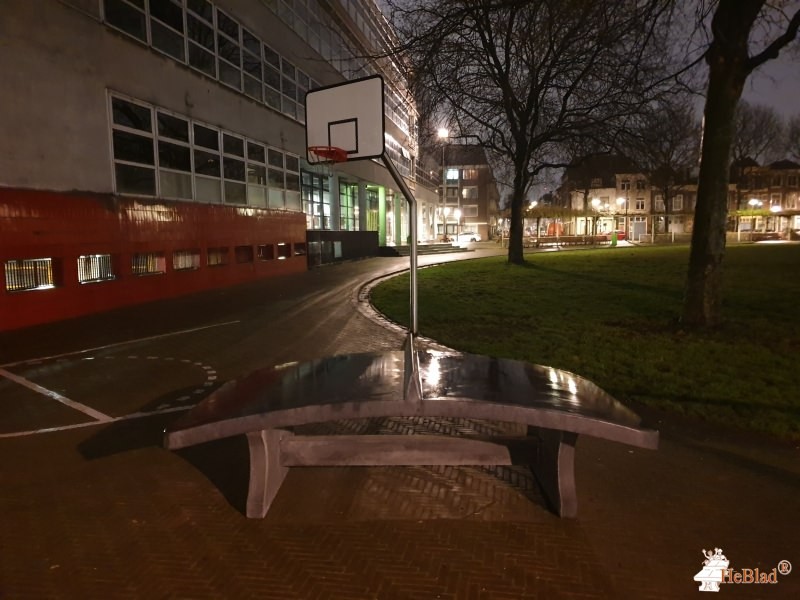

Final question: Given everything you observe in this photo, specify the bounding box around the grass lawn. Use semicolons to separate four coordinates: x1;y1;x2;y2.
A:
370;243;800;440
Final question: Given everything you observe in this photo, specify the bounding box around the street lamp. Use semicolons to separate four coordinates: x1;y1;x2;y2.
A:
616;197;628;239
591;198;600;236
748;198;762;233
438;128;449;241
440;206;450;240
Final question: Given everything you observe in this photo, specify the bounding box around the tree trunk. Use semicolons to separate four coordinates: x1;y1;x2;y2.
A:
682;5;752;327
508;191;525;264
507;166;528;265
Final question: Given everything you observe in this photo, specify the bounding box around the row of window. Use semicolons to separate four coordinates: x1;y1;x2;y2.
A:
4;244;306;293
104;0;422;208
104;0;316;122
273;0;415;137
594;195;688;212
743;193;799;209
445;168;480;182
110;94;301;208
745;174;800;189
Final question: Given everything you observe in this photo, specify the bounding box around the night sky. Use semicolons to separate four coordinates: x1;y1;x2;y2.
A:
744;54;800;119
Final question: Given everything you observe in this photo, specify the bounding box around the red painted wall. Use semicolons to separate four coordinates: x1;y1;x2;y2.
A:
0;188;307;331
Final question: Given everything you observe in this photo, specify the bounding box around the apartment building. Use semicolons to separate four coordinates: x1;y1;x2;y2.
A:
432;145;500;242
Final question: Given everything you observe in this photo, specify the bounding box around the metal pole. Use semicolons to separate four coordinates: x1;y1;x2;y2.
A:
382;155;418;335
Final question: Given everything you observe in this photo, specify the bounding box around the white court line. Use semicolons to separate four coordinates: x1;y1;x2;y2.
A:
0;368;113;422
0;320;240;368
0;405;191;439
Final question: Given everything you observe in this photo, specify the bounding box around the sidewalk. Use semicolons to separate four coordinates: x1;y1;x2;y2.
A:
1;250;798;599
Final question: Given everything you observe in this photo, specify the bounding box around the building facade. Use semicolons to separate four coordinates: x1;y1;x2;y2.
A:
432;145;500;242
735;160;800;235
559;155;704;240
0;0;438;331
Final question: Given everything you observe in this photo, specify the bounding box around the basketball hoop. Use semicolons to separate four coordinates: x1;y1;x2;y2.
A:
308;145;348;164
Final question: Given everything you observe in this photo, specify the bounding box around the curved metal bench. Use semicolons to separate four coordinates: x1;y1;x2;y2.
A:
164;343;658;518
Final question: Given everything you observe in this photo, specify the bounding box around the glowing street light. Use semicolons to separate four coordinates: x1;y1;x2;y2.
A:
437;128;449;240
616;196;628;240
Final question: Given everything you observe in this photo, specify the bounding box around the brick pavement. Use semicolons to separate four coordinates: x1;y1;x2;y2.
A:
1;248;799;599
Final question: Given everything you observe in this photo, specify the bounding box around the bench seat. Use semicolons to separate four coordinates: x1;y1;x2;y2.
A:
165;346;658;518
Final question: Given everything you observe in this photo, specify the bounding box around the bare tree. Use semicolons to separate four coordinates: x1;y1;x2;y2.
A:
787;113;800;161
626;97;702;240
387;0;678;264
683;0;800;328
732;100;785;166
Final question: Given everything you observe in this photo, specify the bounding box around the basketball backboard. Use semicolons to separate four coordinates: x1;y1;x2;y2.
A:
305;75;385;163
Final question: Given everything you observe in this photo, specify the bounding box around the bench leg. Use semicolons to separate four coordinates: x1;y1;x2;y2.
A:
527;427;578;518
245;429;292;518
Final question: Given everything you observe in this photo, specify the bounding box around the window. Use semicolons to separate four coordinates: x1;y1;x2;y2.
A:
445;168;459;181
103;0;315;127
257;244;274;260
635;198;645;210
276;242;291;259
339;182;357;230
4;258;56;292
462;168;479;180
216;8;242;91
247;141;267;207
78;254;115;284
187;1;216;78
771;175;782;187
620;179;631;191
590;178;602;188
207;247;229;266
366;187;379;232
242;28;262;101
157;110;192;199
150;0;185;61
235;245;254;263
672;194;684;211
654;194;665;211
111;96;155;195
770;193;782;206
263;44;282;110
104;0;147;43
173;249;200;270
636;180;646;190
461;186;478;200
788;175;798;187
285;155;301;212
132;252;166;275
193;123;222;203
462;204;478;217
222;133;246;204
293;243;307;256
301;171;330;229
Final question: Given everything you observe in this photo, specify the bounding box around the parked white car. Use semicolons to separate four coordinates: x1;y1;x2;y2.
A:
450;231;482;243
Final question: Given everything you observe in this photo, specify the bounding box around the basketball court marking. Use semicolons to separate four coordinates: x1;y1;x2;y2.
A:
0;354;218;439
0;405;191;439
0;320;240;369
0;368;113;422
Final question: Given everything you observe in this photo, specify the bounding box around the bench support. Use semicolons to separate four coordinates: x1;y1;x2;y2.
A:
529;427;578;518
245;429;293;518
242;429;581;519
